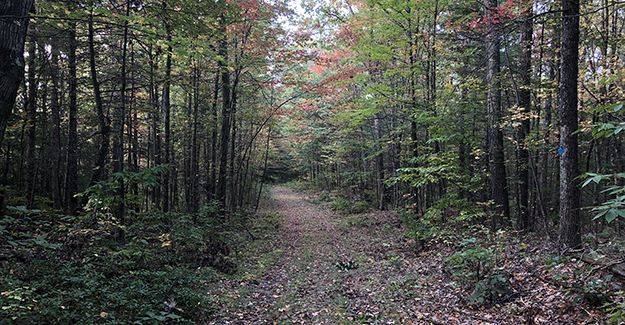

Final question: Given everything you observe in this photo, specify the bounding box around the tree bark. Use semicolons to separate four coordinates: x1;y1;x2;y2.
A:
485;0;510;230
558;0;582;249
49;44;63;210
0;0;34;148
65;19;78;214
516;3;533;231
25;39;37;209
207;73;220;202
112;0;130;241
163;23;172;212
82;13;110;208
374;113;385;210
190;65;200;213
150;46;161;210
216;31;231;210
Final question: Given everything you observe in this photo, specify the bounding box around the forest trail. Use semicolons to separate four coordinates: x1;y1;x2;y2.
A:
206;187;593;324
208;186;365;324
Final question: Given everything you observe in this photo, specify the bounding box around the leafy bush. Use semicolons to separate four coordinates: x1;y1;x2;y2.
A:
447;238;493;283
446;237;513;305
401;210;440;252
469;272;510;304
328;196;370;214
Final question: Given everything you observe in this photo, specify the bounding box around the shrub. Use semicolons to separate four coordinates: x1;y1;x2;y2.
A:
329;196;370;214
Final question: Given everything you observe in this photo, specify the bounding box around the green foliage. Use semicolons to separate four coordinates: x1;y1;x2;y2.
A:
447;238;493;284
401;195;484;252
335;260;358;271
401;210;440;249
387;150;464;191
606;291;625;324
582;173;625;223
570;275;613;307
446;237;513;305
545;254;623;321
469;272;510;304
79;165;172;212
0;199;237;323
583;103;625;224
328;196;370;214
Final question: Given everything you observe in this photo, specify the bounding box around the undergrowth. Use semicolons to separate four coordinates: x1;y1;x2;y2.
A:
0;204;242;324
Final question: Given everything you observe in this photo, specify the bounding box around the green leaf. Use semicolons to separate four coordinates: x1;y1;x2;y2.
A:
591;102;625;113
605;209;617;223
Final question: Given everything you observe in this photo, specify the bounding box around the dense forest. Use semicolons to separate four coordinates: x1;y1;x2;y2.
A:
1;0;625;323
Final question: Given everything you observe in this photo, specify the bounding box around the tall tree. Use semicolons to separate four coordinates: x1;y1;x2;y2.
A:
25;38;38;209
216;25;232;209
515;1;533;231
112;0;130;240
65;18;78;214
49;43;63;210
82;11;110;207
485;0;510;230
558;0;582;248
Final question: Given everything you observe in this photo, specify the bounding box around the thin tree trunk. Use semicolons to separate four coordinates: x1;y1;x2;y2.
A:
25;39;37;209
163;26;172;212
113;0;130;241
216;30;231;210
374;113;385;210
82;13;110;208
49;44;63;210
65;19;78;214
208;73;220;202
190;66;200;213
228;90;238;212
150;47;161;209
255;129;271;213
516;3;533;231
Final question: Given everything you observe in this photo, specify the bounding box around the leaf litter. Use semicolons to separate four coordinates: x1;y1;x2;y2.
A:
207;186;619;324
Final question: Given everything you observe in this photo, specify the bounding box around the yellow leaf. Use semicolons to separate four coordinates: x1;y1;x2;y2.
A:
162;241;171;247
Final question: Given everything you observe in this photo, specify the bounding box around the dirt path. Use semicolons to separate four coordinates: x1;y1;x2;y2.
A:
206;186;602;324
208;186;355;324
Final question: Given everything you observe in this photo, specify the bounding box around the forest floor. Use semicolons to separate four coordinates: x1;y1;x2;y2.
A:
207;186;618;324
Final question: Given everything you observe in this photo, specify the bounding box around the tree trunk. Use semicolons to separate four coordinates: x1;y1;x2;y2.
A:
374;113;385;210
163;29;172;212
112;0;130;241
216;32;231;210
65;20;78;214
0;0;34;148
228;90;238;212
516;3;533;231
49;44;63;210
558;0;582;249
190;66;200;213
25;39;37;209
150;47;161;210
207;73;220;202
82;13;110;208
485;0;510;230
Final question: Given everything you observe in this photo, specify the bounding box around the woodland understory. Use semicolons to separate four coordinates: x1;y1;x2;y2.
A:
2;0;625;323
